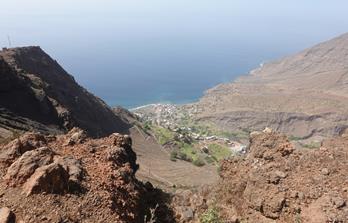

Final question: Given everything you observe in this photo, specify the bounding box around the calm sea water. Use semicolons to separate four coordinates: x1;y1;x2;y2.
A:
1;1;348;108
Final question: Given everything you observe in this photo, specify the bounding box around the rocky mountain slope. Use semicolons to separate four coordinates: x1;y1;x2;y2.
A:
2;33;348;223
194;33;348;141
172;131;348;222
0;47;131;140
0;128;174;223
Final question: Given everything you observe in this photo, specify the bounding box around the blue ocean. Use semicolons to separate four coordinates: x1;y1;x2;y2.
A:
1;1;348;108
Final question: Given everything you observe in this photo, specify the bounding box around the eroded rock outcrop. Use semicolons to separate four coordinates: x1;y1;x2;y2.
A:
0;132;47;166
4;147;55;185
64;127;87;145
214;132;348;222
54;156;83;190
23;162;70;196
173;132;348;222
0;131;173;223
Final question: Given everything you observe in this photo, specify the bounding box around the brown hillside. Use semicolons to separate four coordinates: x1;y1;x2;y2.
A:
194;33;348;140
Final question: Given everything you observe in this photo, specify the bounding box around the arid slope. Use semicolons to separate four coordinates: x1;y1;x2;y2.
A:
130;127;218;189
195;33;348;140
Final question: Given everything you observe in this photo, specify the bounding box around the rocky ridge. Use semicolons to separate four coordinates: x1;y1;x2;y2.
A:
0;47;131;140
0;128;174;223
172;131;348;222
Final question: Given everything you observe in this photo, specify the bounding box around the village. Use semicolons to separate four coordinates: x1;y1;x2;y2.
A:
132;103;248;166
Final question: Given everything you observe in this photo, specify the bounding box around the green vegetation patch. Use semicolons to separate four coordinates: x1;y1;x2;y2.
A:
170;150;177;162
179;143;198;161
170;143;207;166
192;156;206;167
200;207;222;223
152;126;176;145
170;142;232;166
289;135;303;141
204;156;217;164
144;121;238;167
302;141;321;149
142;121;152;133
208;143;232;161
189;121;249;140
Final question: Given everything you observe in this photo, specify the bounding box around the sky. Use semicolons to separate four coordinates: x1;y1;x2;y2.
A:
1;1;348;107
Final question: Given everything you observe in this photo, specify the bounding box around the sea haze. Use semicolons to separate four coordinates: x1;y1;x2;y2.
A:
1;0;348;108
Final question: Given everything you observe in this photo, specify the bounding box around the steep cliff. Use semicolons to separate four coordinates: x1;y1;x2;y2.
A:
0;47;131;139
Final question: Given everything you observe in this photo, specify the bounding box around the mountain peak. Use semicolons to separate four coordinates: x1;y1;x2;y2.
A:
0;46;131;138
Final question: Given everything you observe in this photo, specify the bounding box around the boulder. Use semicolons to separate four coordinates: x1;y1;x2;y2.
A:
107;146;130;167
65;128;87;145
262;127;273;133
175;206;194;222
262;193;286;219
4;145;83;195
54;156;83;189
13;132;47;153
108;133;138;173
321;168;330;176
0;207;15;223
0;132;47;166
110;133;132;147
181;207;194;222
4;147;54;185
23;162;69;196
269;170;287;184
331;196;346;209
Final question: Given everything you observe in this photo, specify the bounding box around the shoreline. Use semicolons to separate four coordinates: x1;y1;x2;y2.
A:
129;103;165;111
128;99;198;111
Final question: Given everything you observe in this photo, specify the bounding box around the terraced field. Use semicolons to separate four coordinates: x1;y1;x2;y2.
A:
130;127;219;190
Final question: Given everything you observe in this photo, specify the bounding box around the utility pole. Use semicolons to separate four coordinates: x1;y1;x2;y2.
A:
7;35;11;47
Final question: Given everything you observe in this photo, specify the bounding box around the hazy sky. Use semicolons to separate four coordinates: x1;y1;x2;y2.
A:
1;1;348;107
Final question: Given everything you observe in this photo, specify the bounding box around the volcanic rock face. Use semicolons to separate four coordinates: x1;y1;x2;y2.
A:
0;129;169;222
194;33;348;140
22;161;70;196
0;47;131;139
4;146;55;185
175;132;348;222
0;132;47;167
218;133;348;222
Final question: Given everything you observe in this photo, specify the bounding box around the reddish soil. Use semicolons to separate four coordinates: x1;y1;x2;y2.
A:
172;132;348;222
0;129;174;223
